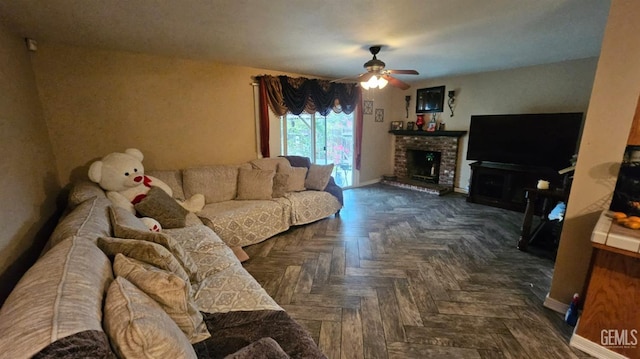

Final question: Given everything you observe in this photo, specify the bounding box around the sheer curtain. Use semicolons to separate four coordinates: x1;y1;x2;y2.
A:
257;75;363;170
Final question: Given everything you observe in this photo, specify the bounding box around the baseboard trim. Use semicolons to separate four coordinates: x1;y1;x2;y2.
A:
454;187;468;194
570;331;630;359
543;293;569;314
356;178;381;187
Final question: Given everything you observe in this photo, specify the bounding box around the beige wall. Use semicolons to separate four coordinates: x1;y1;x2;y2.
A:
549;0;640;305
398;58;598;191
32;44;396;186
0;23;60;302
31;45;283;183
359;88;399;184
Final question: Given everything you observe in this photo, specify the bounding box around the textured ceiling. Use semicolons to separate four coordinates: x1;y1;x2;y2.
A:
0;0;610;83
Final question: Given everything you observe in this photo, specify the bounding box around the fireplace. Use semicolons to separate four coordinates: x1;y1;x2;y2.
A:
386;131;466;194
407;149;441;184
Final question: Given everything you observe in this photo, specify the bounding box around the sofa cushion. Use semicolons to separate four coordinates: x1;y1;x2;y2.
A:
197;200;290;247
45;196;112;254
110;206;198;280
236;168;275;200
113;254;210;343
0;236;113;359
286;167;307;192
193;264;283;313
282;155;312;169
134;186;189;228
305;164;334;191
67;180;106;209
249;157;290;172
97;237;190;284
163;225;239;281
110;205;150;231
284;190;342;226
146;169;186;201
104;277;197;358
324;176;344;206
272;172;289;198
183;165;240;204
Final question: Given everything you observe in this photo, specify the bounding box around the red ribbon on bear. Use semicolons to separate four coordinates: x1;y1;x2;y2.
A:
131;176;153;204
142;175;153;188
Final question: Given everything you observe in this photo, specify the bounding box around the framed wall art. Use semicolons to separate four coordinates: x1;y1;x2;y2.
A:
416;85;445;113
375;108;384;122
363;100;374;115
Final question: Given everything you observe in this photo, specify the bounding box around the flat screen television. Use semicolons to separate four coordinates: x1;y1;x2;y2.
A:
466;112;584;170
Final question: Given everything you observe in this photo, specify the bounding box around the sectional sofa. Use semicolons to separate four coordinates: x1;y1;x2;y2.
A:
150;156;342;249
0;156;341;358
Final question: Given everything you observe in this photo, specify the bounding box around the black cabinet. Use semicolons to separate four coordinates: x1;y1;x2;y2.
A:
467;162;559;212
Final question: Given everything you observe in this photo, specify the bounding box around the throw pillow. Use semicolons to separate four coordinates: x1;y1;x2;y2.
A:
286;167;307;192
113;254;210;344
249;157;289;172
109;206;198;281
272;172;289;198
236;168;275;200
134;186;189;229
145;169;186;201
97;237;190;285
104;276;197;358
182;165;239;204
305;163;335;191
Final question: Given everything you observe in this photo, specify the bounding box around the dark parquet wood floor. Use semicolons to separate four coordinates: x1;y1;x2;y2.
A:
243;184;592;359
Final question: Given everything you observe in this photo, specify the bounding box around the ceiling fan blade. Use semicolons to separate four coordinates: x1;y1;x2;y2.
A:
382;74;411;90
331;76;361;83
385;69;419;75
331;72;374;83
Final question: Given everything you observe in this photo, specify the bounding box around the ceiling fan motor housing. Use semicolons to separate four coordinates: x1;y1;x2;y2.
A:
364;58;385;72
364;45;385;72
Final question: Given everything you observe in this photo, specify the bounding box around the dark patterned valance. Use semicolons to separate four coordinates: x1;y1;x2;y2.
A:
257;75;363;171
258;75;358;116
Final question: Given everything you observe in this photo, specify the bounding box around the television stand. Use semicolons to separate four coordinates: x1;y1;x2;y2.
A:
467;161;559;212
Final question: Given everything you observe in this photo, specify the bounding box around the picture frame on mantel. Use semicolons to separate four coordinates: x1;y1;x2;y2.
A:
390;121;403;130
427;121;437;132
406;121;415;131
416;86;445;113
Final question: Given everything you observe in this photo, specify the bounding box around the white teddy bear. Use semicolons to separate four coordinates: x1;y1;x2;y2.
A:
88;148;205;222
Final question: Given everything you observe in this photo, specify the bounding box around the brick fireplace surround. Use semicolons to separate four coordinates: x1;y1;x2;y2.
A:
385;131;467;195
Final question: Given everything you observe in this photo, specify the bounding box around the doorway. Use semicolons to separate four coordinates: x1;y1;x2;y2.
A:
282;111;354;187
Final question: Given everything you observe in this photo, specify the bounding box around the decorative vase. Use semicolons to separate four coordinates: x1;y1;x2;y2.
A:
416;115;425;130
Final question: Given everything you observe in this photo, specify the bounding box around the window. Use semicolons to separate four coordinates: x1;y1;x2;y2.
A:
281;111;354;187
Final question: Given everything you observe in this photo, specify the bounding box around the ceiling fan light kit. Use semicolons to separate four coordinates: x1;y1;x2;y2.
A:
361;75;388;90
334;45;419;91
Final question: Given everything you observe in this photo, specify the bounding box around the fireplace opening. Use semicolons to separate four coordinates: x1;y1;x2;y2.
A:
407;149;441;184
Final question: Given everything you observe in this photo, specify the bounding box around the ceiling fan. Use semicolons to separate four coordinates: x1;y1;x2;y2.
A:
333;46;419;90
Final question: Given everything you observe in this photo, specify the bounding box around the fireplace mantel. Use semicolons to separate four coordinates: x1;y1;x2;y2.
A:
389;130;467;137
